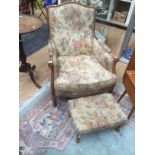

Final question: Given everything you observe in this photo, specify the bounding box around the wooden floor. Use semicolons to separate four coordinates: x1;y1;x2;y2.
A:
95;23;135;57
19;15;135;103
19;46;50;103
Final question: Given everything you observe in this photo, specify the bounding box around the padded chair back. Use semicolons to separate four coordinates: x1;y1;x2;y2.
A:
47;2;95;56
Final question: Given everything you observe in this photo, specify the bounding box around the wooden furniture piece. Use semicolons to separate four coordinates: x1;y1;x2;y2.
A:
111;0;135;26
69;93;127;143
19;14;43;88
19;0;31;14
73;0;135;27
29;0;48;20
118;50;135;119
47;2;118;107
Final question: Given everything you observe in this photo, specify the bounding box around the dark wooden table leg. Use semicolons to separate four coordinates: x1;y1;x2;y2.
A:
118;90;127;102
29;0;35;15
28;70;41;88
19;34;26;64
19;34;41;88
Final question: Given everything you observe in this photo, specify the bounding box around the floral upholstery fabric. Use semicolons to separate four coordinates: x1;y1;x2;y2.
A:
55;55;116;97
48;3;95;56
93;38;114;72
69;93;127;134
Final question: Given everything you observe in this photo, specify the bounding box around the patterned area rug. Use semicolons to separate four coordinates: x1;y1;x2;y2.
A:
19;81;134;155
20;92;74;154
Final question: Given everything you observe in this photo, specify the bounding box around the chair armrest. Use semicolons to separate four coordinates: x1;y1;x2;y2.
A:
48;57;53;68
93;38;118;74
48;41;57;105
48;40;58;79
109;53;119;74
103;43;111;53
94;36;111;53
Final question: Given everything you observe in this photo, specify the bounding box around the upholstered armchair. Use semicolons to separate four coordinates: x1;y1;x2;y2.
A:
47;2;118;107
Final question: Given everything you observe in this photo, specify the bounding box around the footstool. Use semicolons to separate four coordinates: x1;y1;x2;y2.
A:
68;93;128;143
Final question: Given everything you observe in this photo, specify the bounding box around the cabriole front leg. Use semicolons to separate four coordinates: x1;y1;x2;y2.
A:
49;61;57;107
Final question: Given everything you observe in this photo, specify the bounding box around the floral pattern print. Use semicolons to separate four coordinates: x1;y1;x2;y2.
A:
48;3;95;56
20;95;74;151
19;140;47;155
55;55;116;95
93;38;114;72
47;3;116;98
29;108;69;140
69;93;127;134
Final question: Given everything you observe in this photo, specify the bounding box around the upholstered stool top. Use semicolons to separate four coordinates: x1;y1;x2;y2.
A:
69;93;127;134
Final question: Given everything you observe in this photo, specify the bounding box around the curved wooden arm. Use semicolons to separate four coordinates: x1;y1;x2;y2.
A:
48;60;53;68
48;56;57;107
110;53;119;74
48;53;54;69
103;43;111;53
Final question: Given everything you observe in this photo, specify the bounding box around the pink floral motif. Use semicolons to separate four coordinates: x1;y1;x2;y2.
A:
100;101;110;108
72;39;83;51
73;21;83;30
97;120;109;128
89;24;94;30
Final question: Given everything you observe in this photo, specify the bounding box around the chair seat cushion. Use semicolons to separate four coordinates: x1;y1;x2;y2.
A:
55;55;116;97
69;93;127;134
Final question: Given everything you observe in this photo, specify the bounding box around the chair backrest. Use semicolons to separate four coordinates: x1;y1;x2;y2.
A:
47;2;95;56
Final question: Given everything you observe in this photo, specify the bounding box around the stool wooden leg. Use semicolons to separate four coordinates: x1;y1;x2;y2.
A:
118;90;127;102
115;125;122;132
128;106;135;119
76;134;80;143
68;111;71;118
